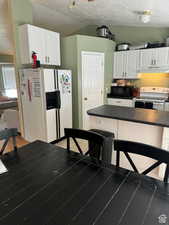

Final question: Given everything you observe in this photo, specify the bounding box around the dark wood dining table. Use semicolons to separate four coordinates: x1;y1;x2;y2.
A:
0;140;169;225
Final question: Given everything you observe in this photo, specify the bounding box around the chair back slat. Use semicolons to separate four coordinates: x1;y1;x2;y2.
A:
65;128;104;145
114;139;169;183
64;128;105;160
0;128;18;155
114;140;169;164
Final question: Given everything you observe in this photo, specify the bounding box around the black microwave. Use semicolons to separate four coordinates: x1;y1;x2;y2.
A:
108;86;133;98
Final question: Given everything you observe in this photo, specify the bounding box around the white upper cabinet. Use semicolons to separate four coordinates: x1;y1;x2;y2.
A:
155;47;169;67
125;50;140;79
140;47;169;69
113;52;125;79
19;24;61;66
113;50;140;79
44;30;61;66
113;47;169;79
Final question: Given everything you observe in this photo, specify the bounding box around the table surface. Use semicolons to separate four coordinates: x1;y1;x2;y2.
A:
87;105;169;128
0;140;169;225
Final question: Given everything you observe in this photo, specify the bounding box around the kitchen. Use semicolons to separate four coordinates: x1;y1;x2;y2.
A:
87;42;169;180
13;8;169;180
1;1;169;225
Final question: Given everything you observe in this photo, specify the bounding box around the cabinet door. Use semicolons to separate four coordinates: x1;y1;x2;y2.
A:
45;30;61;66
28;25;45;64
125;50;140;79
140;49;155;69
154;47;169;67
113;52;125;79
164;102;169;112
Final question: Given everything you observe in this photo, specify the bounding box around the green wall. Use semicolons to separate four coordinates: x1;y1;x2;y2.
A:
61;35;115;128
75;25;169;45
0;66;4;91
7;0;33;134
8;0;33;67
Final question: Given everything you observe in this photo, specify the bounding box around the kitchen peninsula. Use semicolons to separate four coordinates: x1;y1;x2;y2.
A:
87;105;169;179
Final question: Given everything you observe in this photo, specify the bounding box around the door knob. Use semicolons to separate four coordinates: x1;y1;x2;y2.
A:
84;97;88;101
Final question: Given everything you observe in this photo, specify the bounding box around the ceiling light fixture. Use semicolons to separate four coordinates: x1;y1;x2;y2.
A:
69;0;76;9
140;10;152;23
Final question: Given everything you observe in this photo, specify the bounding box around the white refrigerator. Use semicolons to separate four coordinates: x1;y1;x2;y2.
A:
20;68;72;142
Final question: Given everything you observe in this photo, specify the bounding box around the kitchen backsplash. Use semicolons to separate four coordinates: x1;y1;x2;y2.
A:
132;73;169;88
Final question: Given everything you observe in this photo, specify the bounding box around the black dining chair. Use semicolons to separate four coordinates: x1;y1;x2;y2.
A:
114;139;169;183
64;128;106;161
0;128;18;155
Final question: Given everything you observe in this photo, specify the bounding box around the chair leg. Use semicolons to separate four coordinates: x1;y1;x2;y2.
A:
116;150;120;168
67;137;70;153
12;136;18;153
164;164;169;183
0;138;9;155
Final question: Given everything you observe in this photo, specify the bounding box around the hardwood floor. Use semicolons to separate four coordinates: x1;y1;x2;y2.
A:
0;136;29;154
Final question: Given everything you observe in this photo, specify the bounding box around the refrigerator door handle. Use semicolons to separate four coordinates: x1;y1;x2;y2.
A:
27;79;32;102
56;90;61;109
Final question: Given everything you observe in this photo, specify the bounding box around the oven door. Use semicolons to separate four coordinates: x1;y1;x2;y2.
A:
135;100;153;109
135;101;145;108
153;102;165;111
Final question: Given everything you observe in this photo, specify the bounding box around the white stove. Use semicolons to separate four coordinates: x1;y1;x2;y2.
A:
134;87;169;111
139;87;169;100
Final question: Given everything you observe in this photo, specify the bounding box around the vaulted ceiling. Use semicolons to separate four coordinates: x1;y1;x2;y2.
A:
1;0;169;55
32;0;169;28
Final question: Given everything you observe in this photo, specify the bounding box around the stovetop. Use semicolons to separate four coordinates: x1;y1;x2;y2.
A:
135;97;167;102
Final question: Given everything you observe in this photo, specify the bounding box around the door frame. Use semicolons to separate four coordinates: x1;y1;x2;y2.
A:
81;51;105;129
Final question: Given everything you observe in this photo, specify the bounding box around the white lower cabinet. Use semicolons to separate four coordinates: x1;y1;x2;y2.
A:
89;116;164;179
164;102;169;112
115;121;163;177
89;116;118;138
107;98;133;107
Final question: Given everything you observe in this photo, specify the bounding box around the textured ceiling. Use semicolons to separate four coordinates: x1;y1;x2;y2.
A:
0;0;13;55
32;3;89;36
32;0;169;27
1;0;169;55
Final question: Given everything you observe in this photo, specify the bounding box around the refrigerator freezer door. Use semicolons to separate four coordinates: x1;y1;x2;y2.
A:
57;70;72;137
20;69;46;142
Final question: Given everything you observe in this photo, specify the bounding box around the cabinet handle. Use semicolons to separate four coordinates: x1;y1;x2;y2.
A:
45;56;47;63
48;56;50;63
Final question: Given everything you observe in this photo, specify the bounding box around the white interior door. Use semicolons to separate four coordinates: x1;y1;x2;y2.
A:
82;51;104;130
